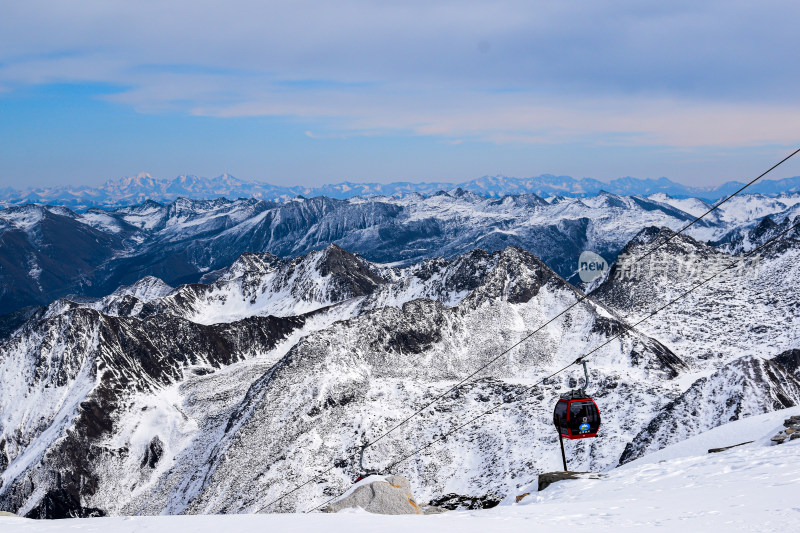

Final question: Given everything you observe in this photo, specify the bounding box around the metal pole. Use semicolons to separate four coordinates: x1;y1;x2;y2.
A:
582;360;590;393
558;432;568;471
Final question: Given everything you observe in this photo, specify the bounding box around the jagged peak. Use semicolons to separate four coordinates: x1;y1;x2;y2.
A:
307;244;386;287
616;226;720;264
110;276;173;300
754;216;777;230
218;251;283;280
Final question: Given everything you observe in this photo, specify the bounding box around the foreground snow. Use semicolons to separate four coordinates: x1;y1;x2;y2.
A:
3;409;798;532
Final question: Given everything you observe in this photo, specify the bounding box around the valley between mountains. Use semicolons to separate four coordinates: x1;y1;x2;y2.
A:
1;197;798;517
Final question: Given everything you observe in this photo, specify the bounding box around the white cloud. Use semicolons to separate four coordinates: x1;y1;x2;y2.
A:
1;1;799;148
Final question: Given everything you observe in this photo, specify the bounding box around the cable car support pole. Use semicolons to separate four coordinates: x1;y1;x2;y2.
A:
558;432;568;471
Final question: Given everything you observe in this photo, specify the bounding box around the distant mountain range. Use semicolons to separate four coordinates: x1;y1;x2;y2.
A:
2;173;800;210
1;190;799;315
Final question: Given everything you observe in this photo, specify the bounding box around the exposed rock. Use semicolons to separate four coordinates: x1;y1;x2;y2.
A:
420;504;447;514
708;441;753;454
428;493;501;510
774;350;800;376
140;436;164;470
783;415;800;427
537;471;602;492
0;511;18;517
23;488;105;519
324;475;424;515
619;355;800;464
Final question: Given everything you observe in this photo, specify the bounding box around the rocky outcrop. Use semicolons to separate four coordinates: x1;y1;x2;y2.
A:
770;414;800;444
324;475;424;515
537;471;602;492
0;308;303;518
428;493;501;510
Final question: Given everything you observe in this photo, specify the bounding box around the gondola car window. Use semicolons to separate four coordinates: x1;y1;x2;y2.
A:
570;401;598;424
554;400;568;430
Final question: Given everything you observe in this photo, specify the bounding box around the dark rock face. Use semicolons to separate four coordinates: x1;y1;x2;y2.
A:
774;349;800;375
708;441;753;453
141;437;164;470
24;488;106;519
0;306;303;518
313;245;386;298
716;215;800;254
428;493;501;510
537;471;600;491
0;306;44;341
0;440;8;474
0;207;125;314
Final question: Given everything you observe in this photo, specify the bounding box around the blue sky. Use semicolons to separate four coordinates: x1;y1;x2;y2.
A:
1;1;799;188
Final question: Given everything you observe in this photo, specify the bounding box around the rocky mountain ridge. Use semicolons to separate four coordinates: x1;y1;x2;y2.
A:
1;228;798;517
0;244;688;517
2;191;798;315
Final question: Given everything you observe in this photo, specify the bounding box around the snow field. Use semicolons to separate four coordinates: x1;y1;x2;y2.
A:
3;414;799;531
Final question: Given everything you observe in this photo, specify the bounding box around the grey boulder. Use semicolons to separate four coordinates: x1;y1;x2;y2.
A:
324;475;423;515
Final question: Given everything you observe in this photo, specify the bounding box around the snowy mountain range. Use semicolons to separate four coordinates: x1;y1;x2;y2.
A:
1;216;798;517
3;173;800;210
1;190;799;315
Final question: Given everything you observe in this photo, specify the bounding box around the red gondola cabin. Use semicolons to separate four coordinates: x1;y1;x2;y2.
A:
553;394;601;439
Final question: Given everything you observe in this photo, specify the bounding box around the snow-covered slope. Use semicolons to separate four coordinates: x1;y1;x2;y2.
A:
1;221;798;518
3;411;799;531
89;246;533;325
591;226;800;462
3;191;799;314
592;225;800;367
618;405;800;466
618;354;800;463
0;245;690;517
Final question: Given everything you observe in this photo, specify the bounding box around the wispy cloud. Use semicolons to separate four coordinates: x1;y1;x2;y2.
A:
1;1;799;186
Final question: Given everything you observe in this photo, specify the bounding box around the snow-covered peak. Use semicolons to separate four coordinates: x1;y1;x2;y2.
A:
109;276;173;302
647;192;714;218
1;226;797;519
0;204;47;231
593;221;800;369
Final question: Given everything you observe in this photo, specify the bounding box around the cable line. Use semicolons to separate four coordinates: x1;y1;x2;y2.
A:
307;215;800;513
353;147;800;455
256;148;799;513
